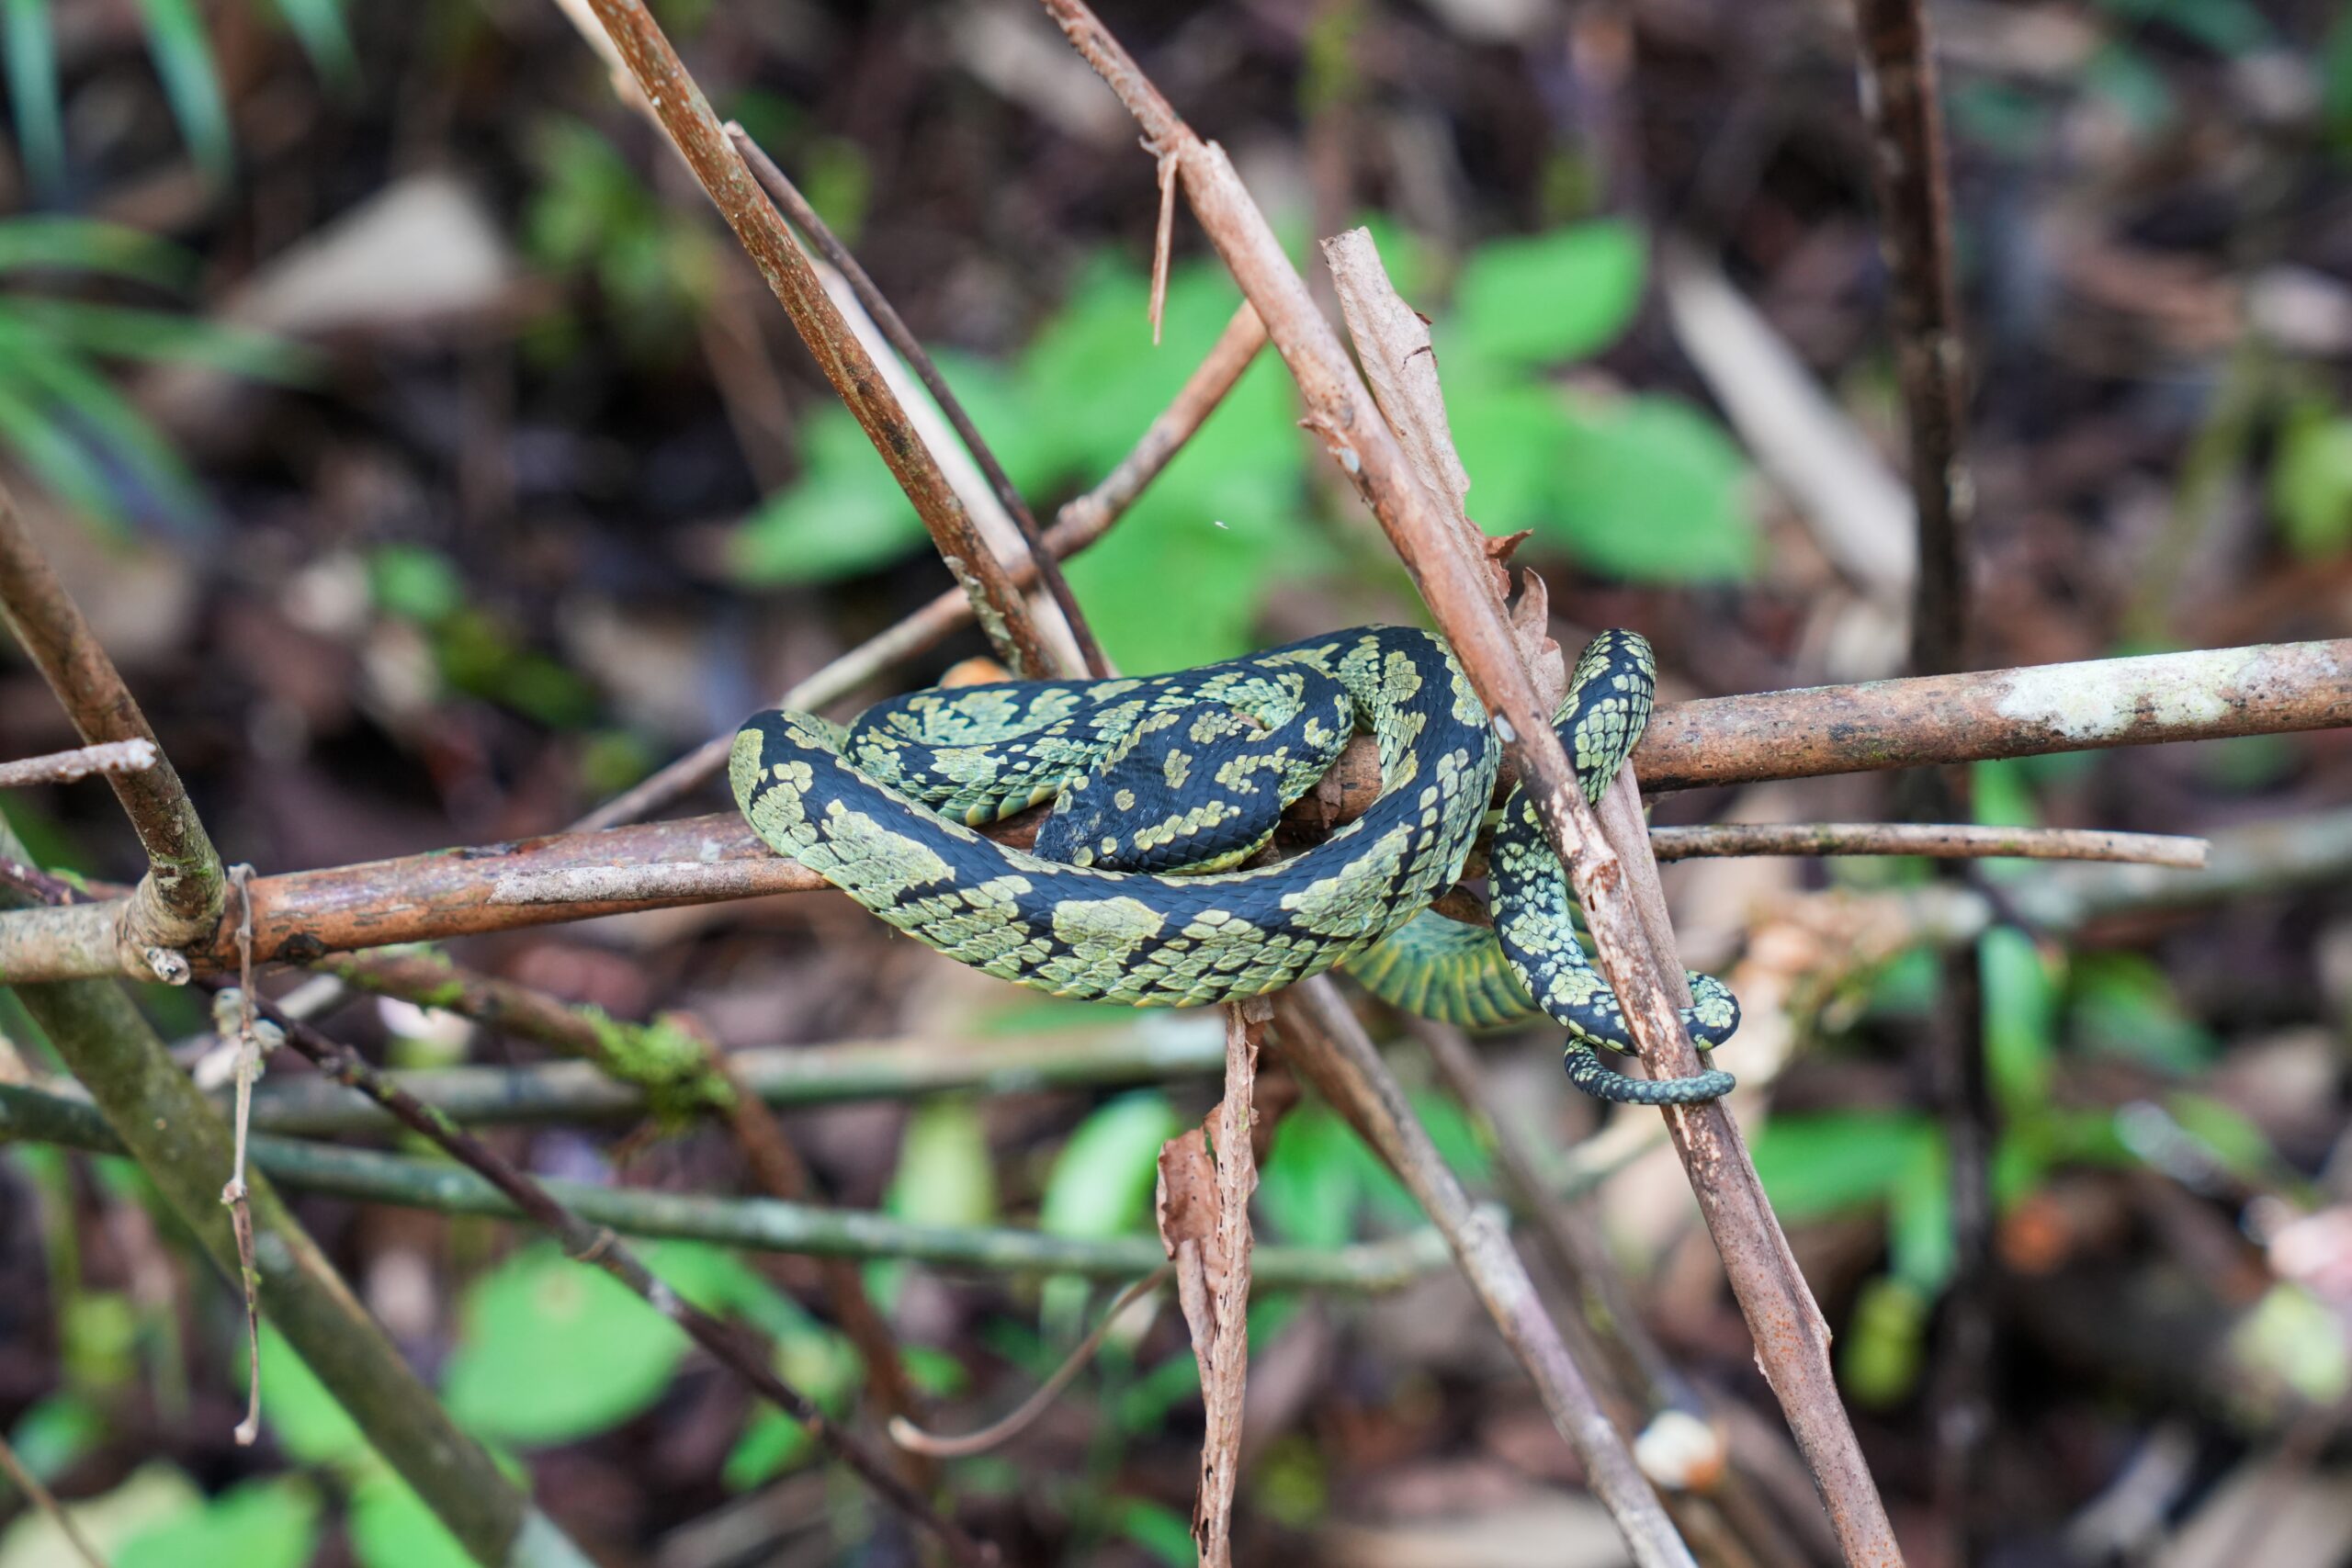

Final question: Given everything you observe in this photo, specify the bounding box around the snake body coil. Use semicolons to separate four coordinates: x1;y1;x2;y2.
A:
731;626;1736;1103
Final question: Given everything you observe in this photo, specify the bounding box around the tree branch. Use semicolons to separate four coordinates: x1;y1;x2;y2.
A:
577;0;1052;680
0;490;222;959
570;299;1266;833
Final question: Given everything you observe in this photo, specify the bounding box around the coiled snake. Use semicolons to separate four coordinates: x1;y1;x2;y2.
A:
730;626;1737;1104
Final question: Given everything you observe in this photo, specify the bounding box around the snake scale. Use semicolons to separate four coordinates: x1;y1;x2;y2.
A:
730;626;1737;1104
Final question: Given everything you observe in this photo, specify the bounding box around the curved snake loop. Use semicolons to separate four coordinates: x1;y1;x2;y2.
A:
730;626;1736;1103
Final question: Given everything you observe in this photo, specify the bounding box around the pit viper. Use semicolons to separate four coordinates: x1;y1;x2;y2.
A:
730;626;1737;1104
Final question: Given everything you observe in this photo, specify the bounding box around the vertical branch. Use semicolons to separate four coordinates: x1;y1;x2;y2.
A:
1276;980;1698;1568
728;125;1110;677
578;0;1056;679
1850;0;1990;1544
0;490;222;957
1034;6;1904;1559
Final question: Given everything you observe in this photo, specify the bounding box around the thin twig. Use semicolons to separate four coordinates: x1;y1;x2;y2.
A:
570;298;1266;833
0;739;158;790
0;488;222;957
219;987;997;1566
1650;822;2207;868
1272;980;1696;1568
1028;10;1898;1553
240;1024;1231;1134
725;123;1108;680
0;1427;107;1568
889;1268;1172;1457
1849;0;1990;1540
0;1081;1470;1290
578;0;1052;681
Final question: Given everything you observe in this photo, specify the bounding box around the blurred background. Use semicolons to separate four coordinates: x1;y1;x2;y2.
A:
2;0;2352;1563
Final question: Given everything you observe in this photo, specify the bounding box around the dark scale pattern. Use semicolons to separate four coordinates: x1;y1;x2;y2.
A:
731;626;1740;1105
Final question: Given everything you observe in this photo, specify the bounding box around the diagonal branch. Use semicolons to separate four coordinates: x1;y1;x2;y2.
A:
1032;4;1904;1558
571;299;1267;833
726;123;1108;678
578;0;1053;680
0;490;222;960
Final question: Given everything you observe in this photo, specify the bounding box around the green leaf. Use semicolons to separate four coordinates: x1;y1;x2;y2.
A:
0;219;191;288
1839;1275;1928;1407
1887;1134;1953;1293
1748;1112;1939;1221
347;1470;474;1568
9;300;311;381
0;371;129;531
131;0;234;184
888;1098;1000;1229
2230;1282;2352;1404
5;1393;102;1483
1979;925;2057;1111
1449;220;1645;367
1535;393;1757;581
1447;380;1581;536
2268;401;2352;558
368;543;466;624
1041;1092;1181;1240
443;1244;690;1444
117;1477;320;1568
243;1326;368;1470
0;1463;199;1568
731;406;932;583
267;0;356;87
2068;953;2215;1072
1110;1497;1199;1568
0;321;209;526
1258;1104;1371;1250
2092;0;2272;55
3;0;63;199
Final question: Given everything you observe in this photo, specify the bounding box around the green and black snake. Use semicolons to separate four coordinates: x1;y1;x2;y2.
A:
730;626;1736;1104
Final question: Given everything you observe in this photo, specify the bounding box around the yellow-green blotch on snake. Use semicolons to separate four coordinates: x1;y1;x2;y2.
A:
731;626;1737;1104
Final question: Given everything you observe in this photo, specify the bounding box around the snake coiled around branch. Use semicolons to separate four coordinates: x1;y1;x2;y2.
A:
730;626;1736;1103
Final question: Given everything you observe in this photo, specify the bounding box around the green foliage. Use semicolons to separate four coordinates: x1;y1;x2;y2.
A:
2067;952;2217;1072
1257;1094;1490;1250
1039;1091;1182;1334
2093;0;2272;55
2267;398;2352;557
345;1471;473;1568
443;1243;692;1444
132;0;234;184
1840;1276;1929;1408
1448;220;1646;367
3;0;63;200
116;1476;321;1568
367;543;602;728
1109;1496;1199;1567
737;222;1754;667
0;220;309;536
523;117;718;362
889;1098;1002;1229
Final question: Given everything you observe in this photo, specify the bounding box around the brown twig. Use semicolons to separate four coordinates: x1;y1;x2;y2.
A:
0;739;158;789
1650;822;2207;868
1273;980;1696;1568
888;1268;1171;1458
1030;8;1900;1555
578;0;1051;681
570;299;1267;833
0;489;222;959
1849;0;1989;1540
0;629;2325;985
226;984;996;1566
725;123;1109;679
0;1427;107;1568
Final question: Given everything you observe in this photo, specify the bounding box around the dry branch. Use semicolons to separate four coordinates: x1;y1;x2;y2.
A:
0;739;158;788
1651;823;2206;868
0;491;222;957
725;122;1107;678
0;634;2327;986
578;0;1052;680
1031;6;1905;1557
571;299;1267;832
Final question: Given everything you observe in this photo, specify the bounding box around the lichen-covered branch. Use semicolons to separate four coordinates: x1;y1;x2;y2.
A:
0;1079;1452;1291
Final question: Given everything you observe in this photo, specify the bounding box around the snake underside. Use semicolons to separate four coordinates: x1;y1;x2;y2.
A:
731;626;1737;1103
